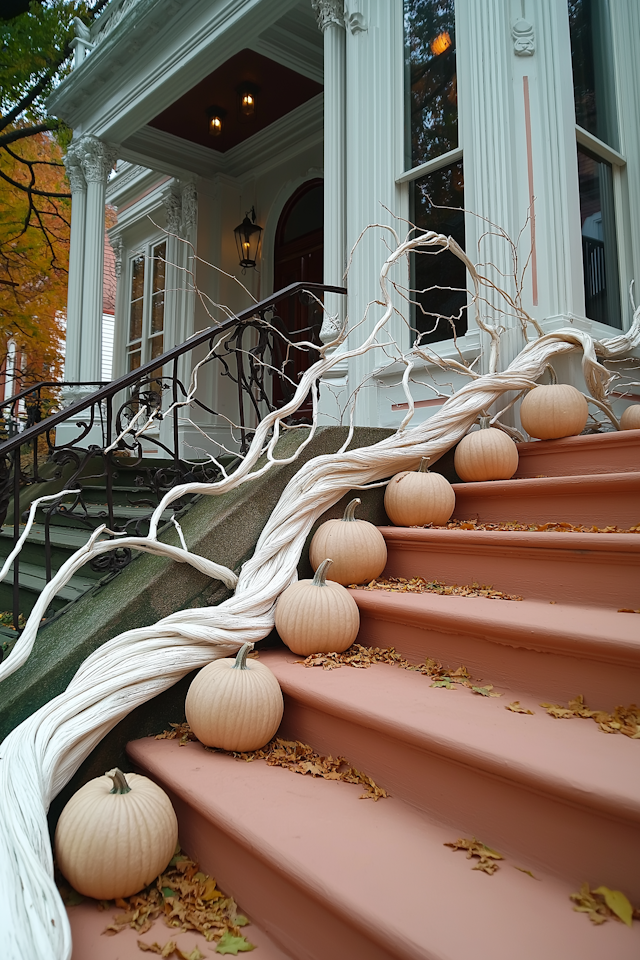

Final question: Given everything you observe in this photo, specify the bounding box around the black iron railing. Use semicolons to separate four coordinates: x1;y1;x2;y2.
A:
0;282;346;637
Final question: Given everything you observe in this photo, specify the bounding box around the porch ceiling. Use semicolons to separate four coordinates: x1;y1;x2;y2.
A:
148;48;322;153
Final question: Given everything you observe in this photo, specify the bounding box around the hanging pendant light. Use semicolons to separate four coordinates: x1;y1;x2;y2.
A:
207;105;226;137
234;206;263;270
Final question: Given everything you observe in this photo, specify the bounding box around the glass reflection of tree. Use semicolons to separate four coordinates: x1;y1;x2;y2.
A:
412;161;467;343
405;0;458;167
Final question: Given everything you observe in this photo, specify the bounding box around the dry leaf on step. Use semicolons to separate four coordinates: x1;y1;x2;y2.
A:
215;931;256;954
445;837;503;874
506;701;534;715
570;883;639;926
593;887;634;927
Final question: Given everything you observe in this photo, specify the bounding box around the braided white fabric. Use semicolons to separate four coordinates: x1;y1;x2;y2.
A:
0;233;638;958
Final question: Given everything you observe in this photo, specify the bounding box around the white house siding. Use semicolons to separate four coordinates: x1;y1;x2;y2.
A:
49;0;640;445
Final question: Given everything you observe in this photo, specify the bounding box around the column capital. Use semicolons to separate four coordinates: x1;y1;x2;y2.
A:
109;234;124;278
181;181;197;234
162;187;183;236
63;148;86;193
76;135;118;185
311;0;344;33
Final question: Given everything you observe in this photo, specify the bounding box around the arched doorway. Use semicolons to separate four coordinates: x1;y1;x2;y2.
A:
271;179;323;413
274;179;323;290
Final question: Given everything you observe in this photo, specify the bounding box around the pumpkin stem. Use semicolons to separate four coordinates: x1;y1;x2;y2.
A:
107;768;132;795
232;642;254;670
418;457;430;473
479;416;491;430
343;498;361;521
545;364;558;385
312;558;333;586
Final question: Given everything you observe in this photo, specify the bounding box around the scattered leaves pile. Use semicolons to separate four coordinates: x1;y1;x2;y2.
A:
0;611;26;631
297;644;502;698
444;837;504;875
540;695;640;738
570;883;640;927
350;577;522;601
156;726;388;801
102;850;255;954
426;519;640;534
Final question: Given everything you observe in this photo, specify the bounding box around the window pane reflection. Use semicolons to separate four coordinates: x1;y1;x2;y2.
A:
569;0;618;149
411;160;467;343
404;0;457;168
578;145;621;328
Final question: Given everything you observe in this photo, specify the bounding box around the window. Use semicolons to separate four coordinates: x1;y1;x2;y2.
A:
569;0;618;149
126;241;167;375
411;161;466;343
569;0;623;328
577;146;621;327
403;0;465;344
404;0;458;169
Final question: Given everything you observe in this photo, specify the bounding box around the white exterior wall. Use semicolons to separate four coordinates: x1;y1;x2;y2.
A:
52;0;640;446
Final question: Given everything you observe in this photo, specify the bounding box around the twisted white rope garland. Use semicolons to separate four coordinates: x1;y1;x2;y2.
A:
0;234;638;959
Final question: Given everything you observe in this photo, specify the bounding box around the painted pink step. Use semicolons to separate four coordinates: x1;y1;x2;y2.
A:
128;737;640;960
352;591;640;708
379;527;640;608
514;429;640;478
67;899;292;959
451;471;640;527
262;649;640;900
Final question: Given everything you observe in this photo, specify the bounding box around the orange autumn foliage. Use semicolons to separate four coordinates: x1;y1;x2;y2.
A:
0;130;69;395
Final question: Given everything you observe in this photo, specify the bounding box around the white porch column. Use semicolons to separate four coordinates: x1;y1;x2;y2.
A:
344;0;408;426
62;146;86;384
313;0;347;336
78;135;118;382
312;0;349;425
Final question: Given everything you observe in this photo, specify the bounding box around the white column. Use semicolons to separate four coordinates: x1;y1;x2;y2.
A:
313;0;347;338
78;135;118;382
344;0;408;426
62;145;87;385
312;0;348;423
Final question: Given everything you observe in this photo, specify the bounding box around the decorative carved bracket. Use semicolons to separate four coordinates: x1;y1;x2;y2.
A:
512;18;535;57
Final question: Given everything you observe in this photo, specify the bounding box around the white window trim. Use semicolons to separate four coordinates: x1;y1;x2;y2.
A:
575;123;629;330
576;125;626;167
395;145;464;185
125;237;167;371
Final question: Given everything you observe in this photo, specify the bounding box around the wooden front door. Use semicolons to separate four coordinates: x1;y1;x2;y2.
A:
272;180;323;413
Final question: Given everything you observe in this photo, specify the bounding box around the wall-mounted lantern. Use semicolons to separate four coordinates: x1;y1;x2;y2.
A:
237;82;259;118
207;105;226;137
234;207;262;270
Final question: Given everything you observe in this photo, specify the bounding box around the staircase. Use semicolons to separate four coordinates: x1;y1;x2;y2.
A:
67;430;640;958
0;459;196;626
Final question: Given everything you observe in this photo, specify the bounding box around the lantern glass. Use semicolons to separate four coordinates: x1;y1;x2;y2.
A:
234;208;263;269
237;83;259;119
207;105;226;137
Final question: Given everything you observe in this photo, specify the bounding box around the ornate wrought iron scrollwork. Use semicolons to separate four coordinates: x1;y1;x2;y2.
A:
0;282;346;632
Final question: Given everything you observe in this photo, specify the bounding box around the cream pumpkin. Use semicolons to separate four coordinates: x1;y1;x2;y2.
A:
275;558;360;655
186;642;283;752
520;373;588;440
384;457;455;526
55;768;178;900
620;405;640;430
309;498;387;585
454;418;519;482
